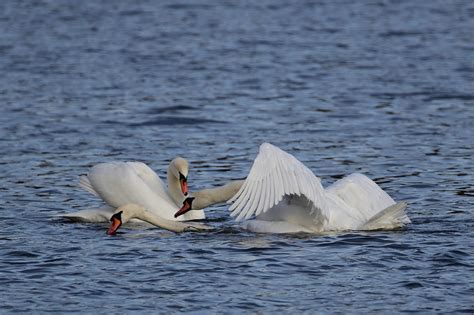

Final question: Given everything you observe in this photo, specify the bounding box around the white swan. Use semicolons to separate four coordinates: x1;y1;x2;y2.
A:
61;157;204;222
107;204;213;235
176;143;411;233
228;143;410;233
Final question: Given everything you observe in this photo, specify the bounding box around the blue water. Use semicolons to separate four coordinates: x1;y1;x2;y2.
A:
1;0;473;313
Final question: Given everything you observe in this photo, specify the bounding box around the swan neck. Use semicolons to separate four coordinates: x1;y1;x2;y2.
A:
167;165;184;206
139;209;187;232
193;180;244;209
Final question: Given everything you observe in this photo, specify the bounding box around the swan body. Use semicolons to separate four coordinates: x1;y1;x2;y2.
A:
228;143;411;233
108;204;213;234
61;158;205;222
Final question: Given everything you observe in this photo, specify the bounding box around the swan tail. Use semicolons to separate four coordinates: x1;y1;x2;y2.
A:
57;207;115;223
79;175;100;197
361;201;411;230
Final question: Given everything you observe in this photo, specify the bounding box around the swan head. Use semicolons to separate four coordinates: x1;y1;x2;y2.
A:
107;204;145;235
169;157;189;196
174;197;195;218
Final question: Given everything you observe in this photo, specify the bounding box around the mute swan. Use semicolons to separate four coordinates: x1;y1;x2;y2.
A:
61;157;204;222
176;143;410;233
107;204;213;235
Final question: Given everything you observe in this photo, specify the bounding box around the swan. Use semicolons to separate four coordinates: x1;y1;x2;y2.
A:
175;143;411;233
61;157;204;222
107;204;213;235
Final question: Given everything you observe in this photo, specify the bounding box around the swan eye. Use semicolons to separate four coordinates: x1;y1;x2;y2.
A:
179;172;187;181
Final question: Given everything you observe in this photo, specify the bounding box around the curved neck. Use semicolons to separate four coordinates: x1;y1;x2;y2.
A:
167;165;184;206
138;209;210;232
193;180;245;209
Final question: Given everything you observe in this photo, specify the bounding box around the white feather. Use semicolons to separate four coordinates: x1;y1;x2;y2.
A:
228;143;329;223
227;143;409;233
77;162;204;221
78;175;100;197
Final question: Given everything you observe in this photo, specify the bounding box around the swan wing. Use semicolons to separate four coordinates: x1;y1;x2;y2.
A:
126;162;170;201
228;143;328;223
57;206;115;222
84;162;178;219
79;162;169;200
325;173;396;219
79;175;100;197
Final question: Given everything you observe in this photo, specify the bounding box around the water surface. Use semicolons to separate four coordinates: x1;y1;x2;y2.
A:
0;0;473;313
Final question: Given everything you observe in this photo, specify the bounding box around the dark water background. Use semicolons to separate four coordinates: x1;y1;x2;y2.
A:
1;0;473;313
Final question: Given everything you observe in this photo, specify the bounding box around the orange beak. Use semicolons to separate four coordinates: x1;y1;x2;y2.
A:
174;197;194;218
107;212;123;235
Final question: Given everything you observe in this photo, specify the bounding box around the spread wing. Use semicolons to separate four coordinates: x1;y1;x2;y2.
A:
228;143;329;222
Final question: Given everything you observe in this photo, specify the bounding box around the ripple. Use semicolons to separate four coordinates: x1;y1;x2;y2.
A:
0;0;473;313
145;105;197;114
127;117;227;126
5;250;40;258
431;251;472;267
400;281;424;289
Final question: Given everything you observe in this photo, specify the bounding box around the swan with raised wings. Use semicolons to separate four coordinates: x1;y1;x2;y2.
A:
176;143;410;233
61;157;204;222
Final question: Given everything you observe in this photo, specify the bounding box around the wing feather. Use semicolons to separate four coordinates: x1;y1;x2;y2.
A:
228;143;328;222
268;173;275;210
228;180;249;212
260;176;272;216
274;162;284;203
228;179;247;204
240;179;262;220
254;177;267;217
281;163;291;194
289;169;299;195
230;178;255;217
78;175;100;197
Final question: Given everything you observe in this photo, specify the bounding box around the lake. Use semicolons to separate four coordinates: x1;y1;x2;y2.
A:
0;0;473;313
